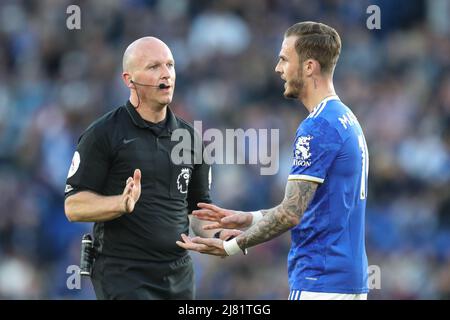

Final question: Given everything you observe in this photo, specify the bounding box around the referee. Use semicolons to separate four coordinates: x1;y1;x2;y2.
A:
64;37;232;299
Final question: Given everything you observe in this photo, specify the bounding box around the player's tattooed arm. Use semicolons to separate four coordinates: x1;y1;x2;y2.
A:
236;180;318;250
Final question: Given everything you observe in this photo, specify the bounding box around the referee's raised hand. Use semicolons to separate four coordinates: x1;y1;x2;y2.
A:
121;169;141;213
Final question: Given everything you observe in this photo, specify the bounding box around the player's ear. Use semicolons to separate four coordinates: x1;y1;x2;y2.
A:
304;59;315;76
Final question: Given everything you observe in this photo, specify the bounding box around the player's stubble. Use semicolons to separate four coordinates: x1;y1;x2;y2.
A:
284;66;304;100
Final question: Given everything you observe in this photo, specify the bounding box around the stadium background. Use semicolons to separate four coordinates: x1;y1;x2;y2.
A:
0;0;449;299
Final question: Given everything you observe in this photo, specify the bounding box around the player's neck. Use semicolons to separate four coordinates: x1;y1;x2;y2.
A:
129;95;167;123
301;80;336;113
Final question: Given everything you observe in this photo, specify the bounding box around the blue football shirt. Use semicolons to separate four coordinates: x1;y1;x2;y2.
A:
287;95;369;294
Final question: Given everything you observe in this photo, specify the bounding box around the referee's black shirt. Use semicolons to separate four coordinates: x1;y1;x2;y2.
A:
65;101;211;262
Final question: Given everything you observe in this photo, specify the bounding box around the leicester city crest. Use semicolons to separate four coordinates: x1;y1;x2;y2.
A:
293;135;312;167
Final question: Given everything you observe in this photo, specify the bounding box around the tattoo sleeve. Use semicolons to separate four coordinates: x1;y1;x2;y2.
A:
236;180;318;250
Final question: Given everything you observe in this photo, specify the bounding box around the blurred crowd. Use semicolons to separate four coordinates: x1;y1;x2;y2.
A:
0;0;449;299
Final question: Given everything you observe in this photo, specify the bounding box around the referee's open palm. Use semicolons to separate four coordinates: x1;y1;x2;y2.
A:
122;169;141;213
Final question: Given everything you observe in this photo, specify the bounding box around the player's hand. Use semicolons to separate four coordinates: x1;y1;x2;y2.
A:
121;169;141;213
216;229;243;259
193;203;253;230
218;229;243;241
176;233;227;257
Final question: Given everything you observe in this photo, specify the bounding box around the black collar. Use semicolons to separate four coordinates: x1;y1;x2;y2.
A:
125;100;178;135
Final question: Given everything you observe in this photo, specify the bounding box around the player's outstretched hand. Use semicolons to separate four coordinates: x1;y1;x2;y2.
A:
193;203;253;230
218;229;243;240
176;233;227;257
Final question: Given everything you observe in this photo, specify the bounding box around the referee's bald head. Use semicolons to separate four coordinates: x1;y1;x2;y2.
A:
122;37;173;72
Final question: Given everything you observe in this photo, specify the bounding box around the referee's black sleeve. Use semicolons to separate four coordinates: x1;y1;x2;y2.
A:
186;160;212;214
65;125;110;198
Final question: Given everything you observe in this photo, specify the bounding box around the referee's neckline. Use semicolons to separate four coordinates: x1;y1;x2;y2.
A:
125;100;179;133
